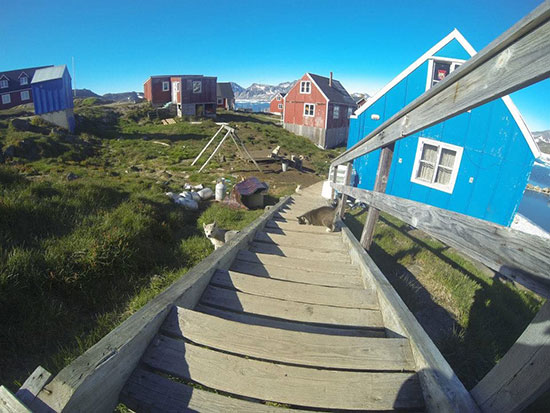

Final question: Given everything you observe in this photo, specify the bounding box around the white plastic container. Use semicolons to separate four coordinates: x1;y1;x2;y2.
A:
215;179;226;201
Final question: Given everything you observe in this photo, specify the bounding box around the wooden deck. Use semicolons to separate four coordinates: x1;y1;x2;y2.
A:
119;183;425;411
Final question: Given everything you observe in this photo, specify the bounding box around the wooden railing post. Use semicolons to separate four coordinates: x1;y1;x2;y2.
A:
360;143;394;249
337;163;352;219
330;165;338;200
471;301;550;412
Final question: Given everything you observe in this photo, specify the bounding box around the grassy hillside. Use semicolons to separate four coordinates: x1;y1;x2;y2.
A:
0;102;339;389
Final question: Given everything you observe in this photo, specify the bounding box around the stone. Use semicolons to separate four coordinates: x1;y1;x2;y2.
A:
67;172;79;181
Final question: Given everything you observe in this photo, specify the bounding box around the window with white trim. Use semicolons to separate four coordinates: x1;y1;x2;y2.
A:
217;98;223;104
0;79;8;89
20;90;30;101
427;59;462;89
2;94;11;104
192;80;202;94
304;103;315;117
333;105;340;119
278;104;282;109
162;81;169;91
411;137;463;193
276;95;281;101
20;77;28;86
174;82;180;92
300;81;311;94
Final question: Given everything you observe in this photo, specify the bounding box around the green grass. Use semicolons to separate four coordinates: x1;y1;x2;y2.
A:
0;102;334;391
344;208;543;389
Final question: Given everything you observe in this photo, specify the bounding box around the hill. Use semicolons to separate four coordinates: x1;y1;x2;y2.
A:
534;130;550;154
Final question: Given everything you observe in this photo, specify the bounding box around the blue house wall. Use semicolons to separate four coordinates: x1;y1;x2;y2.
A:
347;34;535;227
31;68;73;115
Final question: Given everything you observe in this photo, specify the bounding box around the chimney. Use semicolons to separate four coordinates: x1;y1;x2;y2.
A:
329;72;333;87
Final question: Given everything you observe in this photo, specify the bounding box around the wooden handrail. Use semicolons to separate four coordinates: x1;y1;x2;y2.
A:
331;1;550;167
332;183;550;297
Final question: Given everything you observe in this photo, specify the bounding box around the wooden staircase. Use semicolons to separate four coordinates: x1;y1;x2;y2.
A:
120;183;425;411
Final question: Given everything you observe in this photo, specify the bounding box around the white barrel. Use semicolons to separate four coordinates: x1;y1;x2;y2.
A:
215;179;226;201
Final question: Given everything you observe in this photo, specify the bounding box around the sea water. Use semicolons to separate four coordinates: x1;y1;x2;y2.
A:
517;162;550;232
235;101;270;112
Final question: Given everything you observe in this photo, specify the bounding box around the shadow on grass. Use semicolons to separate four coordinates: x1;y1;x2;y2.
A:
216;112;277;126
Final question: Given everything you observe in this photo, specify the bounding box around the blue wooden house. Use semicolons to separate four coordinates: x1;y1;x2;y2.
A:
347;29;540;227
31;65;75;132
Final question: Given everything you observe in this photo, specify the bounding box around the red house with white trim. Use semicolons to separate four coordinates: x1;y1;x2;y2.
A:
144;75;217;117
269;92;285;114
283;73;355;149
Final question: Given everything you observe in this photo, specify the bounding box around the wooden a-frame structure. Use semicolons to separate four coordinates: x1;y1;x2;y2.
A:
192;124;261;173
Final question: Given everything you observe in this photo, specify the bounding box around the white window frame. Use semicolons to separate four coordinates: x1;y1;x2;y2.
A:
0;79;8;89
333;105;340;119
278;103;282;109
20;90;30;101
303;103;315;117
162;81;169;91
410;137;463;194
20;77;28;86
426;58;464;91
2;93;11;104
300;81;311;94
192;80;202;94
276;95;281;101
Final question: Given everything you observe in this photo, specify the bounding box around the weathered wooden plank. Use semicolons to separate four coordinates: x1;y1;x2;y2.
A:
254;231;347;251
248;242;350;262
333;183;550;297
30;196;292;413
340;222;480;412
332;3;550;166
337;163;353;219
265;219;340;235
0;386;30;413
162;307;414;370
229;260;364;288
142;335;425;410
237;250;359;276
200;285;384;328
360;143;395;249
210;269;378;309
471;301;550;412
121;368;300;413
15;366;51;408
196;304;386;337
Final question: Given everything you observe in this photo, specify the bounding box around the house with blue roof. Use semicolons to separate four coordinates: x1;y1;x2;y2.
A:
31;65;74;132
347;29;540;227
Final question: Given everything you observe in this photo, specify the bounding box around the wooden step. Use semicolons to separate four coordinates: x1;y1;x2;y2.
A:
199;285;384;328
210;269;378;309
265;219;340;235
237;250;358;275
229;260;363;288
196;304;385;337
248;242;350;262
254;231;347;251
141;335;424;410
162;308;414;370
122;368;300;412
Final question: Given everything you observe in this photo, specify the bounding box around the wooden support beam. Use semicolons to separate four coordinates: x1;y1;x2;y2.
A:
191;125;224;166
0;386;30;413
330;165;338;200
15;366;51;408
471;301;550;412
337;163;352;219
198;129;231;172
332;183;550;297
360;144;394;250
332;2;550;166
233;131;262;173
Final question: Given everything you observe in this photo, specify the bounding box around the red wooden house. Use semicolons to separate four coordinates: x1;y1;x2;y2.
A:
283;73;355;149
144;75;217;117
269;92;286;115
0;65;53;110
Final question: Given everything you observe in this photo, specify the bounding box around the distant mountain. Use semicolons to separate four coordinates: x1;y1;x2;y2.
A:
74;89;101;98
232;81;297;102
103;91;143;102
534;130;550;155
351;92;370;102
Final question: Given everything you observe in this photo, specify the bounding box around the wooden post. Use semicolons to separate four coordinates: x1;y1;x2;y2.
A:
470;300;550;413
360;143;394;249
191;125;224;166
337;163;352;219
330;165;338;200
198;130;231;172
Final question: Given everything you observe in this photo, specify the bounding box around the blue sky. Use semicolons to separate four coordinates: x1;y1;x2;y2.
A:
2;0;548;131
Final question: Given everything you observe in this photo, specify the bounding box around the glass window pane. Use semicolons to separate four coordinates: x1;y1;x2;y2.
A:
433;61;451;82
421;144;438;163
417;162;434;182
439;148;456;167
436;167;452;185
